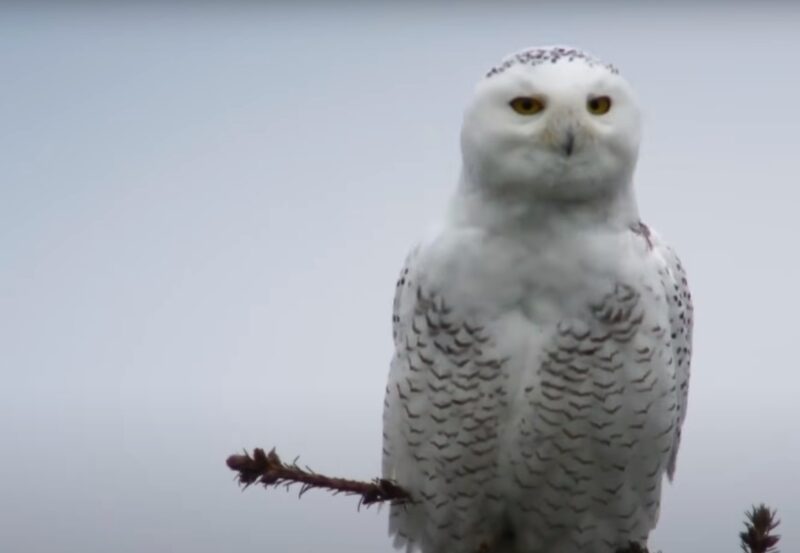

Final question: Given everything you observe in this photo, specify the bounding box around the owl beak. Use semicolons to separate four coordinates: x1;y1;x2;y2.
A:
562;130;576;157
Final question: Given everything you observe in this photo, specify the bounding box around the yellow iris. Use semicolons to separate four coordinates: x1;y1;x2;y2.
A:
587;96;612;115
509;97;545;115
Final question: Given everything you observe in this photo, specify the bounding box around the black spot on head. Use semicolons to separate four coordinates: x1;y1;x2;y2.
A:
486;46;619;79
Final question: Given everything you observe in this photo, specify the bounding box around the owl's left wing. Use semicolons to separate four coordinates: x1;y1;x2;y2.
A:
644;225;693;479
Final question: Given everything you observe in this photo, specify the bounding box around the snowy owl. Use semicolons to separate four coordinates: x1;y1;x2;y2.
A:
381;46;693;553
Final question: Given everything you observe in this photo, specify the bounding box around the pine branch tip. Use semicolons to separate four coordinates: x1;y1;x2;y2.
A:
226;445;412;507
740;504;780;553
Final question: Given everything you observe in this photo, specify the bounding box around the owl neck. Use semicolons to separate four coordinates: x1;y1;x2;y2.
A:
450;172;640;235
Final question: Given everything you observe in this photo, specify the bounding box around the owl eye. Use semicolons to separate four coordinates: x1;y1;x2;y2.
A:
587;95;612;115
509;96;545;115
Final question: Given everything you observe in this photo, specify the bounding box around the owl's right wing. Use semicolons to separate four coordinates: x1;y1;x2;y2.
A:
382;245;510;553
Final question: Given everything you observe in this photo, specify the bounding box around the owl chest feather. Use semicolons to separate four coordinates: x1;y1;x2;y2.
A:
441;227;674;522
472;232;678;546
386;222;681;552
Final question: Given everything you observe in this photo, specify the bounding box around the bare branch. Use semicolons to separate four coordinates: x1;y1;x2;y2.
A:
225;447;411;508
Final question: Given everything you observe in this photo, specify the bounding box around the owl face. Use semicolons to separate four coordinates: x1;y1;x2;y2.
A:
460;48;641;202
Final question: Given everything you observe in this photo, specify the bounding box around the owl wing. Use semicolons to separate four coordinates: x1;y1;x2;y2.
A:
382;246;508;553
646;230;693;479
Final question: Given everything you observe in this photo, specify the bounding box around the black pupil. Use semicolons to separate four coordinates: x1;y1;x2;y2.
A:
521;99;533;110
591;99;600;110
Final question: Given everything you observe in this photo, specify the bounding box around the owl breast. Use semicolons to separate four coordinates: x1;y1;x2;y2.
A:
384;224;686;553
495;274;677;553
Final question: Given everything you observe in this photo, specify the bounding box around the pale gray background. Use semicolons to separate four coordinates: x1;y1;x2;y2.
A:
1;2;798;552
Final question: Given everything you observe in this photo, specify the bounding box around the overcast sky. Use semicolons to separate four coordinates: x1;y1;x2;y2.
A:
1;3;799;552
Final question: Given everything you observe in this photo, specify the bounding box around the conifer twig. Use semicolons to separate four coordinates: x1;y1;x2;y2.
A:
225;447;411;508
740;504;780;553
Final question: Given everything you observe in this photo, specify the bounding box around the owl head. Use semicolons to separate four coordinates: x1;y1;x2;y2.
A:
460;46;641;202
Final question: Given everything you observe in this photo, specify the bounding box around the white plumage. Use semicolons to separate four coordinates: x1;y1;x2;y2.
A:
382;46;692;553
